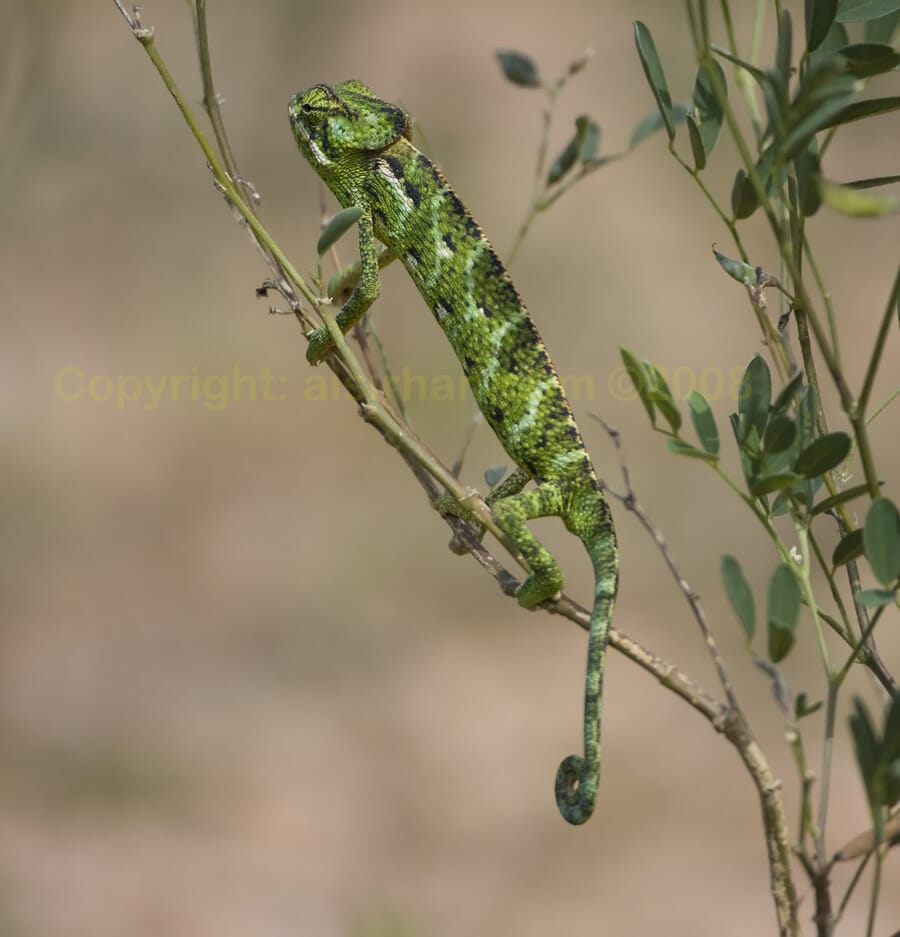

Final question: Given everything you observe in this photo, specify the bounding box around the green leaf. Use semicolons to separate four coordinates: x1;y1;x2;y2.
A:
767;563;800;662
688;391;720;455
750;472;805;496
779;73;858;160
763;415;797;454
837;42;900;76
864;9;900;40
317;206;362;256
846;174;900;188
775;10;794;90
690;60;726;166
863;496;900;586
738;355;772;441
546;115;602;182
547;129;581;185
484;465;508;488
836;0;900;22
795;692;823;718
811;482;878;516
646;364;682;433
578;118;601;163
620;348;656;425
772;370;805;416
833;528;865;566
794;432;852;476
731;168;759;218
665;438;719;462
712;246;757;286
722;555;756;641
795;144;823;216
686;116;707;171
810;19;851;67
855;587;898;607
712;45;772;89
820;177;900;216
634;21;675;141
850;696;880;811
807;0;840;51
628;103;691;148
820;95;900;131
884;691;900;764
495;50;541;87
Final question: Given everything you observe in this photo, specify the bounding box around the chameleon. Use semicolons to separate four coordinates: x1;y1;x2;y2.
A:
289;79;618;825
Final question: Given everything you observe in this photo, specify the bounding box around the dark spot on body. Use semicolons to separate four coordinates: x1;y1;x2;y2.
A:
406;245;422;264
384;155;404;178
463;355;475;374
403;180;421;207
442;232;455;251
491;405;504;425
448;193;468;219
481;304;493;318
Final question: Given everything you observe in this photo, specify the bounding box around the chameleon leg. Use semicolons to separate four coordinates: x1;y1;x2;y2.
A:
306;209;380;364
491;481;566;608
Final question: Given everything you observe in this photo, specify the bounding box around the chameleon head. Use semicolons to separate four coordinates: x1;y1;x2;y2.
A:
289;80;412;179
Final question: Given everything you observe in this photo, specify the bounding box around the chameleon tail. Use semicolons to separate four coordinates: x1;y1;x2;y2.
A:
555;487;618;825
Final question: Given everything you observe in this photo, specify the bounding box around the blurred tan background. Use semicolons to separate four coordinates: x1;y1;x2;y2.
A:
2;1;898;935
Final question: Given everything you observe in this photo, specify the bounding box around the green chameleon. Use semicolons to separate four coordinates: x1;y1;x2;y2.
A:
289;80;618;825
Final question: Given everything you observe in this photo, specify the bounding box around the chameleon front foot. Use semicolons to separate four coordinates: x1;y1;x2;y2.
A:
554;753;598;826
305;326;335;364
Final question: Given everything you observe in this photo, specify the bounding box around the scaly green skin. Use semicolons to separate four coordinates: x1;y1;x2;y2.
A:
289;80;618;825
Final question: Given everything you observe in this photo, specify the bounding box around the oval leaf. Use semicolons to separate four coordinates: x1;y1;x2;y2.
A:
751;472;805;496
763;415;797;454
807;0;840;51
811;482;878;516
634;21;675;141
731;168;759;218
836;0;900;23
688;391;720;455
738;355;772;441
495;49;541;87
821;177;900;216
767;563;800;662
620;348;656;425
833;528;865;566
863;496;900;586
484;465;508;488
837;41;900;76
317;206;362;256
646;363;682;433
722;554;756;640
794;432;852;477
855;587;898;607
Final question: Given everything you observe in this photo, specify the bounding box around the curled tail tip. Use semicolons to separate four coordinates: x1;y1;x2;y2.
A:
555;753;598;826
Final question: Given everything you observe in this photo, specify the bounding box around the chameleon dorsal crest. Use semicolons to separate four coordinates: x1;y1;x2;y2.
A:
290;81;619;826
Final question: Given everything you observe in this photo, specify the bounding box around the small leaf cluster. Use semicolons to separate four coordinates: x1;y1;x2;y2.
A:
635;4;900;218
622;349;900;670
850;693;900;833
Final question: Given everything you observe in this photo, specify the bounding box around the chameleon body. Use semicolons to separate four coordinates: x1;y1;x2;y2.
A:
289;80;618;825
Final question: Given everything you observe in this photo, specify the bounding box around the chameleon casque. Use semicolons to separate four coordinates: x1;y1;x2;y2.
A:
289;80;618;825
